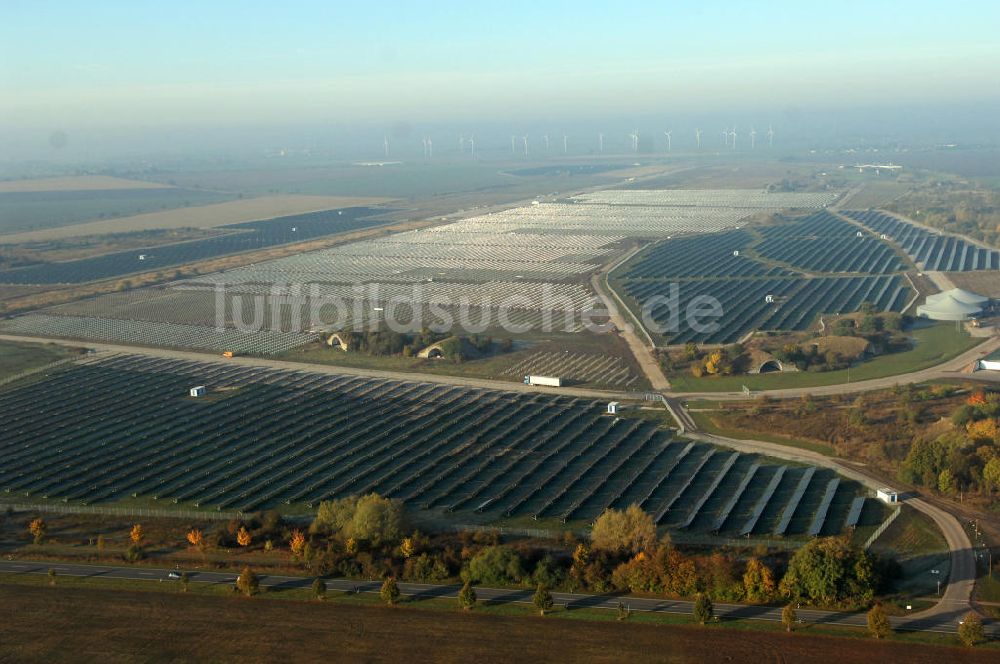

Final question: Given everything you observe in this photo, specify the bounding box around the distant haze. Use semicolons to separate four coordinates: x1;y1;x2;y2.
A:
2;1;999;161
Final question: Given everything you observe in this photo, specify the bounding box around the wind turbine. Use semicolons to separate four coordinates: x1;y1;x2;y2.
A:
562;134;568;154
767;124;775;148
427;137;433;158
664;130;672;152
422;137;428;159
598;132;604;153
750;127;757;150
695;128;702;149
383;135;390;158
469;135;475;158
543;134;550;152
522;135;529;156
722;127;729;148
630;129;640;152
730;127;737;150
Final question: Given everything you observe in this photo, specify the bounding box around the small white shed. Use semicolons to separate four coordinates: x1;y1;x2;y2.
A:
189;386;207;398
607;402;620;414
876;487;899;504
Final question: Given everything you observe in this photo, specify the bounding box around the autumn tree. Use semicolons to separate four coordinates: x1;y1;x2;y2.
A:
289;529;307;557
236;526;252;547
458;580;477;611
984;457;1000;491
742;558;776;602
129;524;144;545
186;529;204;548
380;576;400;605
958;611;984;647
236;566;260;597
28;518;47;545
867;603;891;639
312;577;327;601
781;603;797;632
345;537;359;555
780;537;878;605
693;593;713;625
533;584;554;616
590;505;656;556
400;537;415;559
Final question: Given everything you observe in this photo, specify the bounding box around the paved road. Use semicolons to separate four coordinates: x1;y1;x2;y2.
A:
0;334;633;402
590;247;671;391
1;559;990;636
674;334;1000;401
681;421;979;630
3;330;999;404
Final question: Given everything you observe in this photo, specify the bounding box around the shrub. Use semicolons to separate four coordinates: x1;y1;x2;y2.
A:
693;593;713;625
781;603;797;632
236;567;260;597
380;577;400;605
866;603;891;639
458;581;477;611
533;584;554;616
312;577;327;600
462;546;526;586
958;611;984;647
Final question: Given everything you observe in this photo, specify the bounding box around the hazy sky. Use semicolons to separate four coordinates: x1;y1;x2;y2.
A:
3;1;999;130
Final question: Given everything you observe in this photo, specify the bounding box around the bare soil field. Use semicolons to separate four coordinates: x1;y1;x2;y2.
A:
0;194;391;243
0;175;174;193
839;180;911;209
0;584;988;664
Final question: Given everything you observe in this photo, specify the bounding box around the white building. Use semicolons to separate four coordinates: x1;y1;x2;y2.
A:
607;402;620;414
876;487;899;505
189;386;206;398
916;288;989;322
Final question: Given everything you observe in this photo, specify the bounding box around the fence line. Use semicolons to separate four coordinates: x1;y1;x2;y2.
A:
0;501;244;522
864;505;902;550
0;357;78;389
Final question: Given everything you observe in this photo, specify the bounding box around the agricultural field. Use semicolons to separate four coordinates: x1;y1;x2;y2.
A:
0;207;387;285
0;194;385;243
842;210;1000;271
0;175;174;192
0;354;872;537
4;585;986;664
0;339;82;381
0;187;234;235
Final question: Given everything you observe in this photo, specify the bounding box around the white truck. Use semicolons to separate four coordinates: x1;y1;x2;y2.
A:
524;375;562;387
